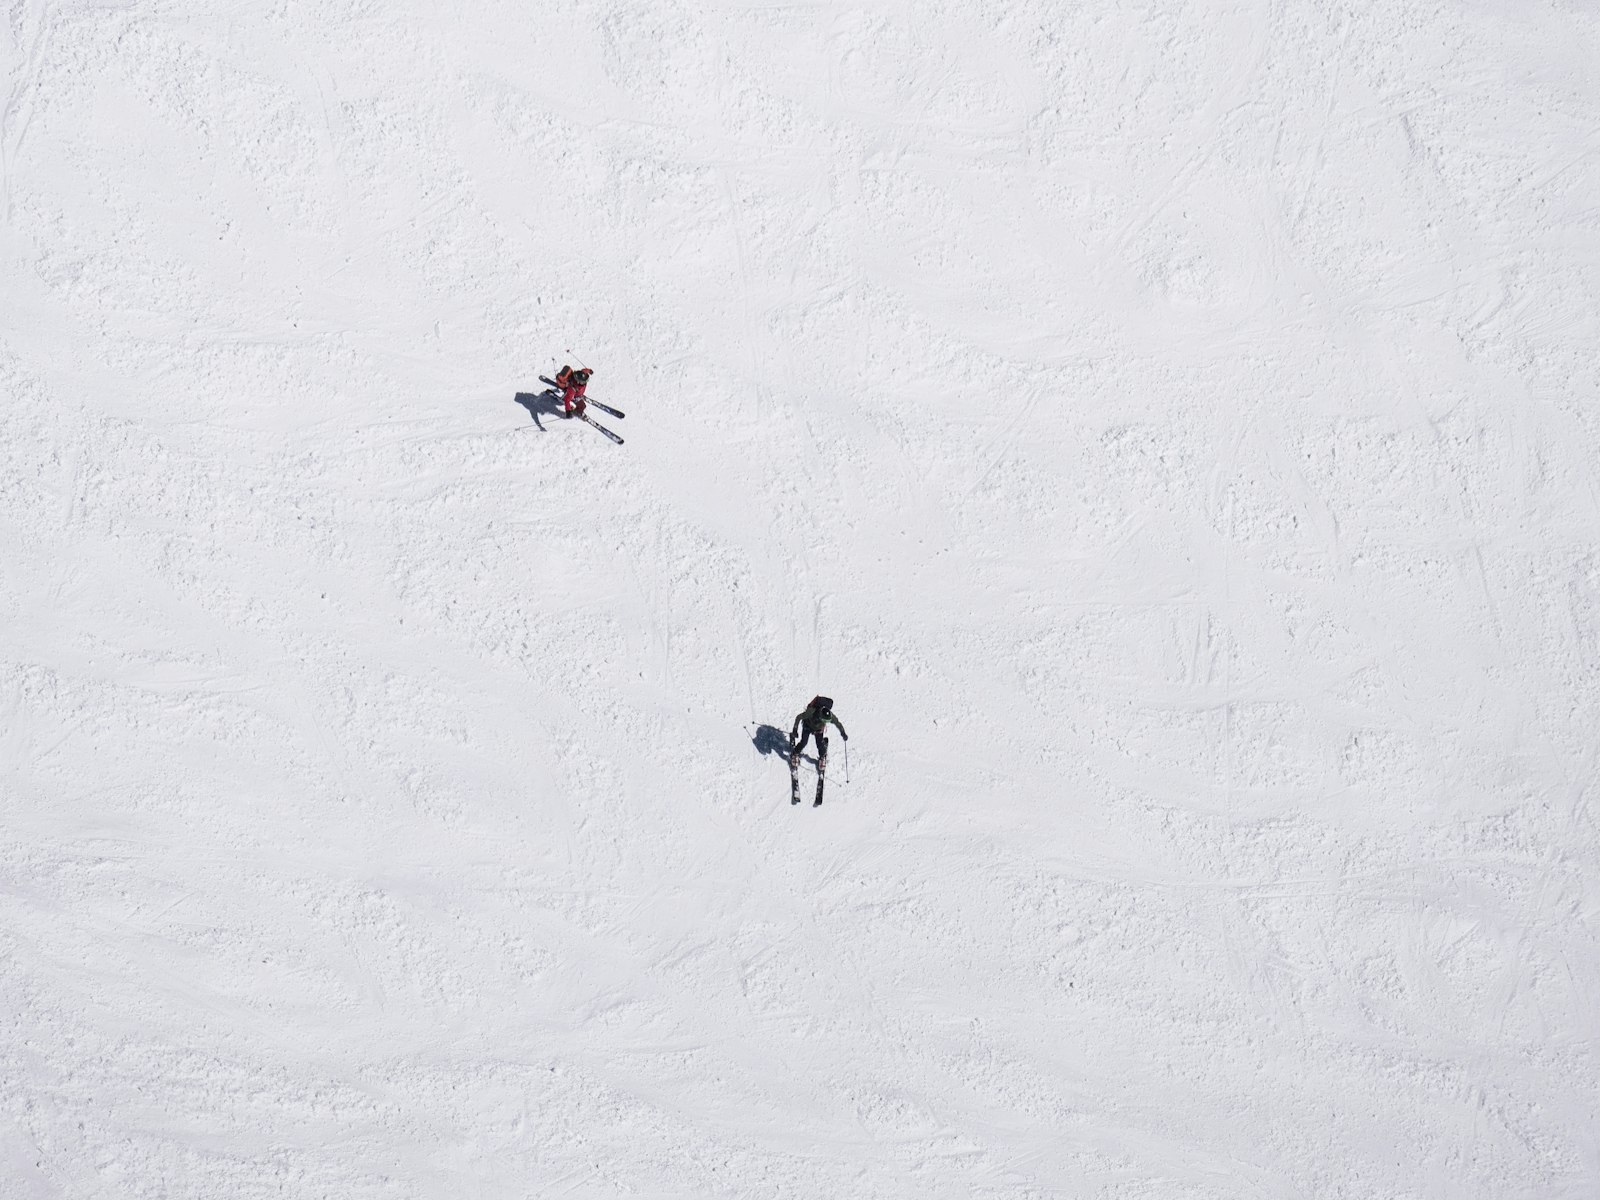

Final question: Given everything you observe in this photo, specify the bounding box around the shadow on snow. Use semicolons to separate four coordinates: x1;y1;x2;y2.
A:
514;389;562;431
751;723;791;757
751;723;820;768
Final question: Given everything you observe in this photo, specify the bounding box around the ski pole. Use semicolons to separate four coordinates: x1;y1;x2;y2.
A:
566;349;590;371
844;741;850;783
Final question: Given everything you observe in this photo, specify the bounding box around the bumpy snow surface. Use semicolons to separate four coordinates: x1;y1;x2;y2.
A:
4;2;1600;1197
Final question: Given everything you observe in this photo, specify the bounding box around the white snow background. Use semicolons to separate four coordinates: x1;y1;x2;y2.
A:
3;1;1600;1196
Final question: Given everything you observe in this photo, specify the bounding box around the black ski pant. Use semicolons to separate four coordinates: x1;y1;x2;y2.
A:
792;725;828;767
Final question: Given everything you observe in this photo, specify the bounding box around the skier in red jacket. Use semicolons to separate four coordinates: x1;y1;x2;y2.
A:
554;365;591;418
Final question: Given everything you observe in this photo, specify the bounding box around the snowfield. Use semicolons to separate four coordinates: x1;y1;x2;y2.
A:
4;1;1599;1197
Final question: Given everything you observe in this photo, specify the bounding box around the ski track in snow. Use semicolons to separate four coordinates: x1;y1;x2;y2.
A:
3;1;1600;1197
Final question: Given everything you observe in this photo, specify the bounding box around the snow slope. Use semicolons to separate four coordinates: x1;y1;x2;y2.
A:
4;1;1600;1196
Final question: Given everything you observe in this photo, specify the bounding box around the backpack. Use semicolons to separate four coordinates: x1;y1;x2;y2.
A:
809;696;833;718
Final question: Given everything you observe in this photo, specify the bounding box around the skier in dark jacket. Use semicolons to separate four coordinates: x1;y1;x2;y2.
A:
554;365;591;418
790;695;847;774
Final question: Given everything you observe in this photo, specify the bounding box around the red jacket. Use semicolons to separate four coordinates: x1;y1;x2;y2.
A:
555;366;589;397
555;367;590;415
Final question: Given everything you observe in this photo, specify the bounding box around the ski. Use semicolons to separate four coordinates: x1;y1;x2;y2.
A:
579;413;624;444
539;377;624;419
790;751;801;805
814;755;826;807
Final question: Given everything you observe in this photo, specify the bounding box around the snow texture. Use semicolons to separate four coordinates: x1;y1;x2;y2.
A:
4;1;1600;1197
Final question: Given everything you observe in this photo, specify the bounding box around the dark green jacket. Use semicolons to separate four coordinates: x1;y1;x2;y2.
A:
793;705;846;740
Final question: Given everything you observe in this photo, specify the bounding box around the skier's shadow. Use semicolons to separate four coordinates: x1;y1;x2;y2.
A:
514;389;562;431
751;724;792;757
752;723;820;767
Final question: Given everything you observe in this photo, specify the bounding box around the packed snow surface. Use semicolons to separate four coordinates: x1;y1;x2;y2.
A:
4;1;1600;1196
